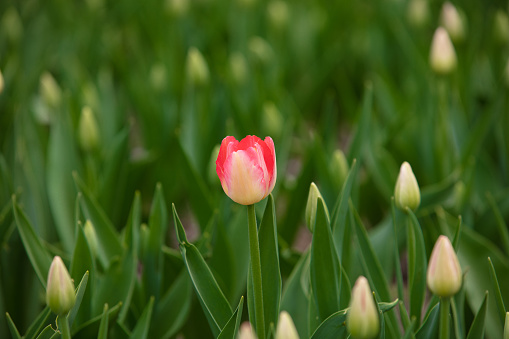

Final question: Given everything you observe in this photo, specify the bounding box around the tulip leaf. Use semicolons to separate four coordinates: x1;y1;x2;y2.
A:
402;318;417;339
12;197;52;287
218;297;244;339
466;291;488;339
486;192;509;256
487;257;506;326
309;309;348;339
406;209;427;328
310;198;340;321
67;271;90;328
130;297;154;339
172;204;232;337
378;299;399;313
24;306;51;339
34;325;58;339
73;172;122;268
71;302;122;337
281;251;310;338
98;304;109;339
258;194;281;334
6;312;22;339
416;303;439;339
150;270;192;339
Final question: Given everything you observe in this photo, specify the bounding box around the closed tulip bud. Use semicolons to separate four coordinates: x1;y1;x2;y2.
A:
407;0;429;28
427;235;462;297
276;311;300;339
83;220;99;257
238;322;257;339
267;1;289;30
440;2;466;43
229;52;249;85
46;256;76;315
216;135;277;205
165;0;189;17
40;72;62;108
0;69;4;94
504;312;509;339
494;10;509;44
305;183;329;232
395;162;420;212
262;102;283;138
149;63;167;92
248;37;274;64
78;106;100;152
186;47;209;86
330;149;349;191
430;27;457;75
347;276;380;339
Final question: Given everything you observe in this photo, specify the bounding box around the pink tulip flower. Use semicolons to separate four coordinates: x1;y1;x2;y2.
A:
216;135;277;205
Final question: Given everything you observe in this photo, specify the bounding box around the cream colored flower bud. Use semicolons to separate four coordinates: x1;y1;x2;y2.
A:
394;162;420;211
330;149;349;191
275;311;300;339
165;0;189;17
494;10;509;44
504;312;509;339
229;52;248;85
237;322;257;339
186;47;209;86
46;256;76;315
439;2;466;43
83;220;99;257
0;69;4;94
267;1;289;30
262;101;283;138
347;276;380;339
430;27;457;75
407;0;429;28
427;235;462;297
248;37;274;64
78;106;100;152
40;72;62;108
305;183;330;232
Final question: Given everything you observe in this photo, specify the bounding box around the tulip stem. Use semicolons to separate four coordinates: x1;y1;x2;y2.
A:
57;315;71;339
439;297;450;339
247;204;265;339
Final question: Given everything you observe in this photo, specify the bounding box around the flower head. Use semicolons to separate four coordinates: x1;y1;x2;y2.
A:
347;276;380;339
46;256;76;315
430;27;457;75
216;135;277;205
276;311;300;339
395;162;421;211
427;235;462;297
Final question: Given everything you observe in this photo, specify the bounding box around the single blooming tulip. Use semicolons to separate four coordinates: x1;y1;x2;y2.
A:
46;256;76;315
395;162;421;211
216;135;277;205
427;235;462;297
275;311;300;339
347;276;380;339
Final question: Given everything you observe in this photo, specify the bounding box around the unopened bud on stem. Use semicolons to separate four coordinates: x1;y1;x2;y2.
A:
347;276;380;339
427;235;462;297
430;27;457;75
46;256;76;315
395;162;420;212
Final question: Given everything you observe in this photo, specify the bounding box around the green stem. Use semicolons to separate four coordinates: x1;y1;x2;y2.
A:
248;204;265;339
58;315;71;339
391;200;404;303
440;297;450;339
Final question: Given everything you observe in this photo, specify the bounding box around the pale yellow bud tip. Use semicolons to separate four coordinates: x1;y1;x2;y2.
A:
186;47;209;86
430;27;457;75
46;256;76;315
347;276;380;339
276;311;300;339
78;106;100;152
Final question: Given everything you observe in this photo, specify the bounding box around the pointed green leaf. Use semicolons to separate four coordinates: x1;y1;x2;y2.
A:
487;257;506;326
310;309;348;339
6;312;22;339
379;299;399;313
259;195;281;333
173;204;232;336
131;297;154;339
67;271;89;328
310;198;340;321
416;303;439;339
12;197;52;287
25;306;52;339
466;292;488;339
402;318;417;339
98;304;109;339
34;325;58;339
218;297;244;339
71;302;122;337
486;192;509;256
73;172;122;268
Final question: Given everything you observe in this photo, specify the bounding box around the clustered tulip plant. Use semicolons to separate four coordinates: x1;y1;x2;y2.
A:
1;0;509;338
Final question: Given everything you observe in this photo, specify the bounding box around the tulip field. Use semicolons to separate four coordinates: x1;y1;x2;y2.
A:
1;0;509;338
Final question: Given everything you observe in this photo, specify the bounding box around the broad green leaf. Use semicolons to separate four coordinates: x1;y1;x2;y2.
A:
68;271;90;328
419;171;459;208
310;198;340;321
12;197;52;287
487;257;506;326
310;309;348;339
98;304;109;339
173;204;232;337
406;209;427;327
24;306;51;339
259;194;281;334
144;183;167;302
466;292;488;339
6;312;22;339
218;297;244;339
416;303;439;339
281;251;310;338
338;264;351;310
150;270;192;339
130;297;154;339
73;172;122;268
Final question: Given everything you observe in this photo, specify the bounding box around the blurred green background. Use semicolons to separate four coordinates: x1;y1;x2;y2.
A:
1;0;509;337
